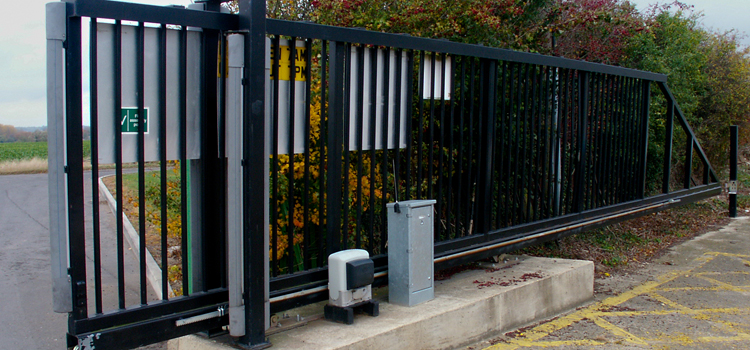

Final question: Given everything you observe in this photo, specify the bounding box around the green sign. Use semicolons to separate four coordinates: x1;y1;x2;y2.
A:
121;107;148;134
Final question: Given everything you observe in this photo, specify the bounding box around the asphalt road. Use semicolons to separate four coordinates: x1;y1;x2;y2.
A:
0;172;165;350
0;173;68;349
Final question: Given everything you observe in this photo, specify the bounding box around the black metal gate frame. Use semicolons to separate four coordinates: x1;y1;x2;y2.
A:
52;0;720;348
263;19;721;312
58;1;237;348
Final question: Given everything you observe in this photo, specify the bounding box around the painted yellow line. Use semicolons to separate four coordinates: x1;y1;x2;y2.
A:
481;252;750;349
591;316;649;346
648;291;692;311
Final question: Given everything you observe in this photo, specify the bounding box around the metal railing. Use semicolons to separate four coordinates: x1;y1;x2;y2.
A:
262;19;720;312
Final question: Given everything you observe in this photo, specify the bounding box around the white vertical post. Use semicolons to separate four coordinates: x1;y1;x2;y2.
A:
46;1;72;314
226;33;246;337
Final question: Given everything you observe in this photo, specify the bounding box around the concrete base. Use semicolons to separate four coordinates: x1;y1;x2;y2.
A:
170;256;593;350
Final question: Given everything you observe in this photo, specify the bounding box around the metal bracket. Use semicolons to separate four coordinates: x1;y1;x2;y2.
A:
728;180;738;194
176;305;228;327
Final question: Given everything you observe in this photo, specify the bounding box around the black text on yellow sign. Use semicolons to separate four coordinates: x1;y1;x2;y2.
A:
270;44;307;82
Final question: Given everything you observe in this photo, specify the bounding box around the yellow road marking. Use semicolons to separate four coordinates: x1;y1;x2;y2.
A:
481;252;750;349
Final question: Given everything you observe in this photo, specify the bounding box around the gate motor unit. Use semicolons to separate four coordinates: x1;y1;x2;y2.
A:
325;249;379;324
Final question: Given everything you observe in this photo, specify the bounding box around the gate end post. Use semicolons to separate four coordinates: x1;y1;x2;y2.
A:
729;125;738;218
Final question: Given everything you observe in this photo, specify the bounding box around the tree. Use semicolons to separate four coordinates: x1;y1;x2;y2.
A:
548;0;647;65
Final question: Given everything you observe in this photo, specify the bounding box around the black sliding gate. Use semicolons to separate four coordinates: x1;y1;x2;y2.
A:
48;0;720;349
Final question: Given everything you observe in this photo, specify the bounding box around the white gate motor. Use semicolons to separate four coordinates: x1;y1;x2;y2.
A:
324;249;379;324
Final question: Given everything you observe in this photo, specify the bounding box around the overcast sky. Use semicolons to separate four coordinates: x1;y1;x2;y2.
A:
1;0;747;127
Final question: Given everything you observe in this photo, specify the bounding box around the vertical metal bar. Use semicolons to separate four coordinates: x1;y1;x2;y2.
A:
551;68;561;216
355;46;365;250
511;63;521;224
593;74;606;208
520;64;530;222
613;76;625;203
200;24;223;292
628;78;640;200
476;59;496;234
531;65;542;219
89;17;103;314
217;29;228;290
380;47;391;251
303;38;313;268
541;66;552;218
495;62;508;227
287;37;298;271
730;125;738;217
565;71;578;214
684;137;694;189
159;24;169;301
318;41;328;262
270;36;280;276
136;21;148;305
625;77;637;200
558;69;568;214
604;76;616;206
596;74;606;207
404;50;414;200
392;49;404;210
115;19;127;309
326;41;346;256
455;58;466;234
532;66;545;220
638;80;651;199
585;74;598;211
179;26;189;298
525;65;536;221
416;51;425;199
576;72;588;212
428;52;436;199
623;78;636;200
446;53;456;236
367;47;377;246
239;0;270;344
465;59;476;233
436;52;447;238
46;1;72;314
66;11;88;320
341;43;351;251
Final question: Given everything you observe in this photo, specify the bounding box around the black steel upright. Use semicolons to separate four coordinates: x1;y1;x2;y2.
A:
65;6;87;323
200;0;225;292
730;125;738;218
239;0;269;346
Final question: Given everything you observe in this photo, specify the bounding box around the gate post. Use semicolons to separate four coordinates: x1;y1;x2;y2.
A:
730;125;738;218
46;1;72;314
239;0;270;347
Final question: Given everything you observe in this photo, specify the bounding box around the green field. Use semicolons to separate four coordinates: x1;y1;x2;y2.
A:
0;141;91;162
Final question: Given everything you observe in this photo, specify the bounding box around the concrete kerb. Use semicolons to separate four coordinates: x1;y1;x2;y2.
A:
98;175;174;300
171;256;594;350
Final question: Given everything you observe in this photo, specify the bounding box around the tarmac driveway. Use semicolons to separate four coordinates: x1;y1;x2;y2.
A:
474;217;750;350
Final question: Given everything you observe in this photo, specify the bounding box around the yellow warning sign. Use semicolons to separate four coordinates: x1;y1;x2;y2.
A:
270;44;307;82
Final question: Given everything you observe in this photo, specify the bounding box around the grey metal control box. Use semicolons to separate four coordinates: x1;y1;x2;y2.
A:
387;199;437;306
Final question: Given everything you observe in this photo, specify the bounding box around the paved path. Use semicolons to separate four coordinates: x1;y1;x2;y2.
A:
475;217;750;350
0;172;164;350
0;173;67;349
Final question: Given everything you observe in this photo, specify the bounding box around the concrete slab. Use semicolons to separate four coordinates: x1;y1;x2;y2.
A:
170;256;593;350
